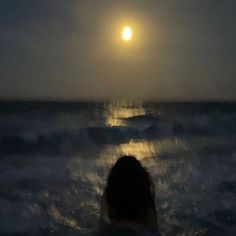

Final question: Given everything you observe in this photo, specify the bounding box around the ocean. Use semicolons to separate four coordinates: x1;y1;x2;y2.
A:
0;101;235;235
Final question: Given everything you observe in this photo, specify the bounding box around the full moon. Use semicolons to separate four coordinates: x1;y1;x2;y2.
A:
122;26;133;41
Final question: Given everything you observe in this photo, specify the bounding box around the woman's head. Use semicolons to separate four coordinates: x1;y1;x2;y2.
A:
105;156;156;225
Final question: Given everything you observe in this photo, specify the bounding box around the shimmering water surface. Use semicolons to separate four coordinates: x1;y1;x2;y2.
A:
0;101;235;235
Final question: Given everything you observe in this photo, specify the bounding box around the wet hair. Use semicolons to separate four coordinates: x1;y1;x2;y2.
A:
105;156;156;225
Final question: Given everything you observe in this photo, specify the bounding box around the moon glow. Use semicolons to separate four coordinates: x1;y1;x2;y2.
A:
122;26;133;41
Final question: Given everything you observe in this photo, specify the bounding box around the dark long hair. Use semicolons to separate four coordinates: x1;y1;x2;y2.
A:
105;156;156;225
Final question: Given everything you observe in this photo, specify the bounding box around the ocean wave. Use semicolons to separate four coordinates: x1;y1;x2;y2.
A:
1;117;235;156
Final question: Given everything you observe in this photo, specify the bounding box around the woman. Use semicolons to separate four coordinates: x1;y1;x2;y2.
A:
98;156;160;235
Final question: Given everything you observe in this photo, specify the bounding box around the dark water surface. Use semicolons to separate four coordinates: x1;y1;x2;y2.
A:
0;101;235;235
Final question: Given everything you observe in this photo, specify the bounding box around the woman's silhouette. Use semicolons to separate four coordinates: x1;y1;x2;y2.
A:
99;155;159;235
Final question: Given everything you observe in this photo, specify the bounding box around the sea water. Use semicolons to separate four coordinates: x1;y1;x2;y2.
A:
0;101;235;235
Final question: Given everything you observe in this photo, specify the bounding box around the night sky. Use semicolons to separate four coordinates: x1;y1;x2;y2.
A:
0;0;235;100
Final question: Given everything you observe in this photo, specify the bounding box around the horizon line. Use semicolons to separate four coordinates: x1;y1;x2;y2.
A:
0;97;236;103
